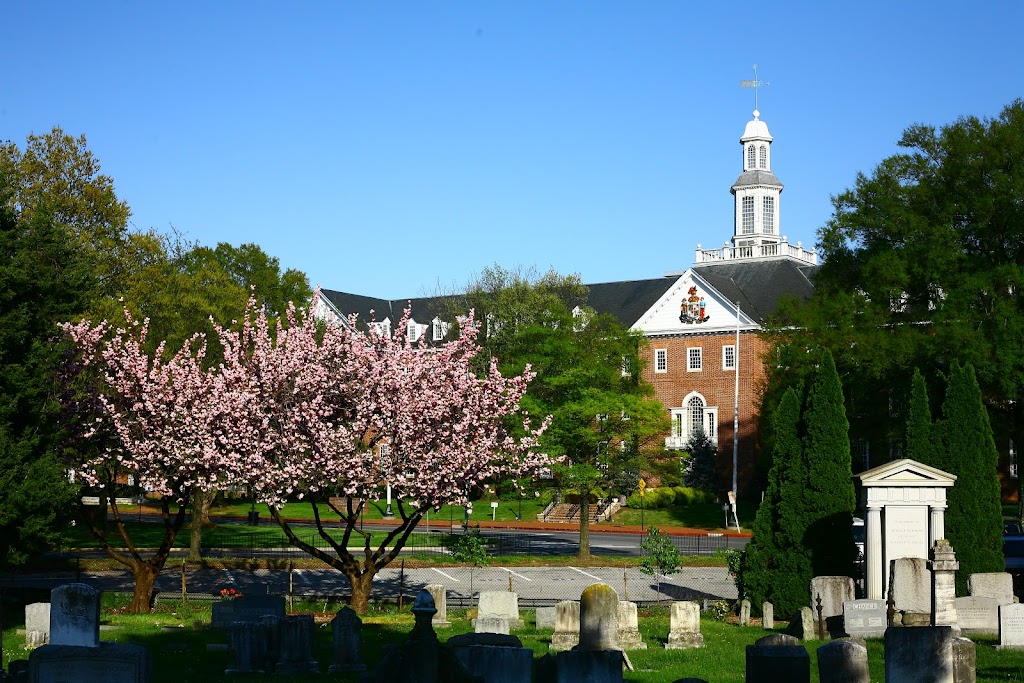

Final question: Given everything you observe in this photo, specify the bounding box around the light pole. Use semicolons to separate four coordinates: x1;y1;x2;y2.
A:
384;482;394;518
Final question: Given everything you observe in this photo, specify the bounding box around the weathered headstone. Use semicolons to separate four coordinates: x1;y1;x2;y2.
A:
842;599;887;639
25;603;50;648
762;602;774;631
536;606;556;630
211;595;286;629
884;625;955;683
739;599;751;626
475;616;510;635
556;649;624;683
968;573;1015;605
578;583;619;652
953;637;977;683
785;607;816;640
329;606;366;674
474;591;524;630
745;633;809;683
550;601;580;651
259;614;282;670
226;620;271;674
930;540;959;628
616;601;646;650
998;603;1024;650
29;641;152;683
50;584;100;648
666;601;704;649
817;639;869;683
276;614;319;674
811;576;855;637
426;584;451;628
452;645;534;683
953;597;999;634
888;557;932;626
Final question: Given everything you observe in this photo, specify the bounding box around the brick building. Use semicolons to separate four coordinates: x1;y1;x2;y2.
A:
317;109;818;499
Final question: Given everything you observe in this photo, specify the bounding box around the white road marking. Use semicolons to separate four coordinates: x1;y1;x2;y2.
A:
568;567;603;580
501;567;532;581
430;567;460;581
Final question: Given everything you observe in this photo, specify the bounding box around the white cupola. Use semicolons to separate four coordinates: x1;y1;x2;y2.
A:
730;109;783;250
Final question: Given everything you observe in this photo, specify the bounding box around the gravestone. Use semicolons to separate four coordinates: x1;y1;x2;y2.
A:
29;642;152;683
474;591;524;630
884;625;955;683
953;637;977;683
447;632;522;649
998;603;1024;650
50;584;100;647
426;584;451;628
811;576;855;637
226;620;271;674
954;597;999;634
475;616;510;635
536;606;556;630
888;557;932;626
842;599;887;639
739;599;751;626
762;602;774;631
665;601;704;649
968;573;1015;605
556;649;624;683
785;607;816;640
452;645;534;683
259;614;282;669
817;639;869;683
329;606;366;674
616;601;646;650
745;633;809;683
211;595;286;629
930;540;959;628
550;601;580;651
276;614;319;674
25;603;50;648
578;583;619;652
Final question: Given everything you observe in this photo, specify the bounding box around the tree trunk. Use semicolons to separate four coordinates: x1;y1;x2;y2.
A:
346;570;376;615
577;488;592;560
187;489;217;562
128;561;160;613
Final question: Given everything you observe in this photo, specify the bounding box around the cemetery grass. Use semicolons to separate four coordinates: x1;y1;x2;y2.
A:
6;597;1024;682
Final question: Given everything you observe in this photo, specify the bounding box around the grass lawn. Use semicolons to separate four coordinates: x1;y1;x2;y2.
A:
5;595;1024;682
210;498;551;524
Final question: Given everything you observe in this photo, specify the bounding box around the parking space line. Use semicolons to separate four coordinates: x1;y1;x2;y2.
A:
430;567;460;581
568;567;603;581
501;567;532;581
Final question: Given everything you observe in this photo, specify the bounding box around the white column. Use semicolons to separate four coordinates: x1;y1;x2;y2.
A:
929;502;946;547
866;504;884;600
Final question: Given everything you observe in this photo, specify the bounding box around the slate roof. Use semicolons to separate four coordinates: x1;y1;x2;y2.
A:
731;169;783;190
693;259;818;323
586;278;678;327
319;289;458;327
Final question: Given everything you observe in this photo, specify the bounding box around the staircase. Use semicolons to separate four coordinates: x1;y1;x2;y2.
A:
538;503;604;524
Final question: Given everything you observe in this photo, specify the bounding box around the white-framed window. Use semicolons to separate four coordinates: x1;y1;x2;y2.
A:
654;348;667;373
723;345;736;370
742;196;755;234
667;392;718;448
371;319;391;337
762;196;775;234
759;145;767;169
747;144;756;170
687;347;702;372
407;321;421;342
432;317;449;341
1011;439;1018;479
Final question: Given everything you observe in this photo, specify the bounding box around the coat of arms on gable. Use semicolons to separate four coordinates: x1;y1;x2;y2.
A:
679;286;710;324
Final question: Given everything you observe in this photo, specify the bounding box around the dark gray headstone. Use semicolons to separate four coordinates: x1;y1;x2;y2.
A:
452;644;534;683
447;632;523;649
884;625;955;683
50;584;100;648
953;637;976;683
329;606;366;673
843;599;887;639
29;642;151;683
746;635;810;683
226;620;270;674
817;639;869;683
556;649;623;683
276;614;319;674
211;595;286;629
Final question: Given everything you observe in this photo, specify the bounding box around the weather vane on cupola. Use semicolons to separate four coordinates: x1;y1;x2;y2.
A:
739;64;770;118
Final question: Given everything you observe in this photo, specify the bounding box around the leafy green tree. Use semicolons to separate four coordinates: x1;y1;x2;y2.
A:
638;526;682;601
0;199;94;566
682;428;718;490
740;387;812;616
905;368;937;465
801;349;857;578
935;363;1004;594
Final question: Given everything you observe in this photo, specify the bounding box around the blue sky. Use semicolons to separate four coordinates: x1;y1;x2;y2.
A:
4;2;1021;299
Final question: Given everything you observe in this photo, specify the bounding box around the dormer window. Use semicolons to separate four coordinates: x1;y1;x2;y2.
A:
432;317;450;341
407;321;421;342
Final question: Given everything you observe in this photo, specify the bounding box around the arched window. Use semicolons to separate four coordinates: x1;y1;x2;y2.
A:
759;145;767;169
687;395;705;435
747;144;756;170
667;392;719;448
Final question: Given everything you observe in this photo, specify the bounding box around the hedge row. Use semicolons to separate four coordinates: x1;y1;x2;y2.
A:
625;486;716;510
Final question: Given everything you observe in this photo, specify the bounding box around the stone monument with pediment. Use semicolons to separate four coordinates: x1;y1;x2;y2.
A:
855;459;957;600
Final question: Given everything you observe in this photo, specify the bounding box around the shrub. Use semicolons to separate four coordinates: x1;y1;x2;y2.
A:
672;486;690;505
656;487;676;507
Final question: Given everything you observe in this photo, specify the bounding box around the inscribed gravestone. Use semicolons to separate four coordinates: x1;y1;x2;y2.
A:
226;620;270;674
969;573;1015;604
666;601;704;649
29;642;152;683
474;591;524;629
762;602;774;631
745;634;809;683
550;601;580;651
25;603;50;648
842;599;887;639
888;557;932;625
953;637;976;683
50;584;100;648
578;584;619;652
276;614;319;674
329;607;366;674
817;639;868;683
811;576;855;636
452;645;534;683
884;625;955;683
475;616;510;635
954;597;999;634
211;595;286;629
617;601;646;650
998;603;1024;650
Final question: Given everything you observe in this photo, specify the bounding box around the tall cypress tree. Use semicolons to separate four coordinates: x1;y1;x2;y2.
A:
905;368;937;465
740;387;812;616
801;349;857;578
936;363;1004;595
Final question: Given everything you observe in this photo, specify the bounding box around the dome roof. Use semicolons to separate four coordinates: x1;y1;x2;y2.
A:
731;170;783;192
741;110;773;141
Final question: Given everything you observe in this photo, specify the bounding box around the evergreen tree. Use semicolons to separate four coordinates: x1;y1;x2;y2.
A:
682;428;718;490
740;387;812;616
801;349;857;578
905;368;937;465
936;363;1004;595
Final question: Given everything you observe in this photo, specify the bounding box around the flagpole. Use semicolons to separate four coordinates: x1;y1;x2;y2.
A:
732;300;741;531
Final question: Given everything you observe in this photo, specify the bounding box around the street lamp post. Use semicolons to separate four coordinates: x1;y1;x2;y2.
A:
384;483;394;518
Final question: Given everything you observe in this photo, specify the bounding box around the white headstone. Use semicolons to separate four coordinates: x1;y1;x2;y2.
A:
888;557;932;624
842;599;887;639
475;591;524;629
666;601;704;649
550;601;580;651
475;616;510;635
998;603;1024;650
616;601;646;650
25;602;50;648
426;584;451;627
954;596;1000;634
968;573;1015;604
535;606;556;630
762;602;774;631
49;583;100;648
